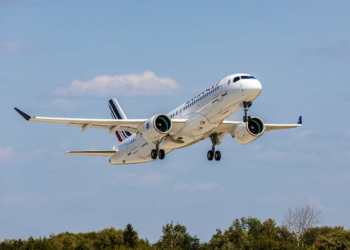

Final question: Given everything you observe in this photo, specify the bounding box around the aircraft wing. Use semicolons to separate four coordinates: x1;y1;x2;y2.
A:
263;116;302;131
263;123;301;131
14;108;187;135
215;116;302;134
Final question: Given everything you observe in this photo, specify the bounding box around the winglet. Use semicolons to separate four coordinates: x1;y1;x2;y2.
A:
297;116;302;125
14;108;31;121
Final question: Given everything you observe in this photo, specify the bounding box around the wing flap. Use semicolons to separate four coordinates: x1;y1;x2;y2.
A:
169;119;187;135
65;150;118;157
215;120;240;133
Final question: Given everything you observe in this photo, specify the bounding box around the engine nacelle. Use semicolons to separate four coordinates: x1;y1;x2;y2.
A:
142;114;172;142
232;116;265;144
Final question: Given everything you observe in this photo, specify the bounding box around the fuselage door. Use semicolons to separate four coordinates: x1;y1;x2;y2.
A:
221;81;227;96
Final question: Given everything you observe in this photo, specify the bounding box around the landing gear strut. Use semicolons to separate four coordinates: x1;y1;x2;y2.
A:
151;136;167;160
207;133;221;161
242;101;252;123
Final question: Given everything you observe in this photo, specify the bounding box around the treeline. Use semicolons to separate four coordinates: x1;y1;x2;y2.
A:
1;219;350;250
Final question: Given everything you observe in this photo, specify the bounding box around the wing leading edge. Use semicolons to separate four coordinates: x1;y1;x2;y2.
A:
14;108;187;135
264;115;302;131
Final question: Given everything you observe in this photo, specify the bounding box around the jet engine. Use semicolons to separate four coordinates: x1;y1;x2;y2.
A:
232;116;265;144
142;114;172;142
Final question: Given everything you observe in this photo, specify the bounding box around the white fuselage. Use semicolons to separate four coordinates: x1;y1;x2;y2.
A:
110;73;262;164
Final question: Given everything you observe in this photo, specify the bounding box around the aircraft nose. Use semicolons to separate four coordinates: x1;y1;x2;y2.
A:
245;79;262;98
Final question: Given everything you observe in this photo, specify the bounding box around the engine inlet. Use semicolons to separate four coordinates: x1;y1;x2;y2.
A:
247;117;264;135
154;115;171;133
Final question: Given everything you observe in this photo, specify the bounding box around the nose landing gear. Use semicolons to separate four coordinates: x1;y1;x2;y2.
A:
207;133;221;161
242;101;252;123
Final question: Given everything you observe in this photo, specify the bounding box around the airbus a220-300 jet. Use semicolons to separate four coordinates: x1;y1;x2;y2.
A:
15;73;302;164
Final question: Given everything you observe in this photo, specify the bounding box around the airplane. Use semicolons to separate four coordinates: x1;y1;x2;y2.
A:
15;73;302;164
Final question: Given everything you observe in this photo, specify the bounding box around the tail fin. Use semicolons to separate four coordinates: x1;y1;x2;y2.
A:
108;98;133;142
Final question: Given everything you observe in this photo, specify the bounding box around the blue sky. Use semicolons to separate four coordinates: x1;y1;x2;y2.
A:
1;0;350;242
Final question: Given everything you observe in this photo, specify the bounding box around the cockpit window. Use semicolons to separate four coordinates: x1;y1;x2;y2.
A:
233;76;240;82
241;75;256;79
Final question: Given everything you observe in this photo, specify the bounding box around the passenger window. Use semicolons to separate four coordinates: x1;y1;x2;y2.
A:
176;111;178;115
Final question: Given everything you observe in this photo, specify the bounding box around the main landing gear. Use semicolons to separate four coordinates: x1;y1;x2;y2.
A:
207;133;221;161
242;101;252;123
151;137;167;160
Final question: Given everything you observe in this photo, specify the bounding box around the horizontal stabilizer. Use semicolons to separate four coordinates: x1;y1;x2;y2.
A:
65;150;118;157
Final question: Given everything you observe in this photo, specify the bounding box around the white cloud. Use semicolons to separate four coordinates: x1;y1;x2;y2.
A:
58;139;72;149
252;149;323;164
175;182;220;191
193;182;219;190
0;41;36;52
0;147;43;163
0;147;14;161
317;41;350;56
292;129;315;138
138;172;165;185
116;172;166;186
54;70;180;97
174;184;188;191
46;98;86;111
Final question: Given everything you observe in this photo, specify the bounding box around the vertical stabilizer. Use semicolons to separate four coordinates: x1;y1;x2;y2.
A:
108;98;133;142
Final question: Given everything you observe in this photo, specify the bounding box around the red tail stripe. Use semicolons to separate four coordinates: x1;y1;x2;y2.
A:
115;131;123;142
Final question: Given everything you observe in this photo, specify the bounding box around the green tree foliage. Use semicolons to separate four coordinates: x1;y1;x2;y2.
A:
154;221;200;250
305;226;350;250
1;220;350;250
203;217;297;250
123;224;138;249
0;226;152;250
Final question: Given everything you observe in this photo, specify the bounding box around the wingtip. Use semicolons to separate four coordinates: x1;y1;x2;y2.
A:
14;107;31;121
298;116;302;125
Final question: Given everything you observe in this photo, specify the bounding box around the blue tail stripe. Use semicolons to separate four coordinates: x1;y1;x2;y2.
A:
108;100;122;119
108;100;132;140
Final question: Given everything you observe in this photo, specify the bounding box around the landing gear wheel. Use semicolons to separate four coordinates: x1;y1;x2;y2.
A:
151;149;158;159
242;102;252;123
214;151;221;161
207;150;214;161
158;149;165;160
248;116;251;121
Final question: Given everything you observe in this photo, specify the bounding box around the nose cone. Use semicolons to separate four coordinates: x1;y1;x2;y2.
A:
245;79;262;99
